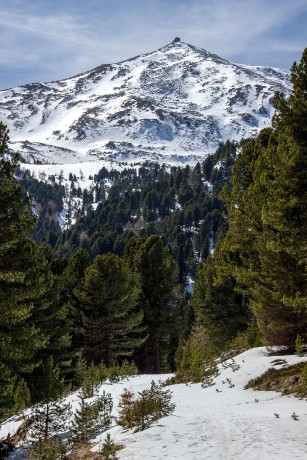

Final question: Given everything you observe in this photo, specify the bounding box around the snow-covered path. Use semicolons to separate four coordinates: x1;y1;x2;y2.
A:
1;348;307;459
98;348;307;460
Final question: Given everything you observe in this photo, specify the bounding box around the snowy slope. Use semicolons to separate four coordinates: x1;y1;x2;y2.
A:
1;348;307;459
0;39;291;166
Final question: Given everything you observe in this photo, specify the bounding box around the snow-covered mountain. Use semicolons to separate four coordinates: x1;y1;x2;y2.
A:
0;38;291;165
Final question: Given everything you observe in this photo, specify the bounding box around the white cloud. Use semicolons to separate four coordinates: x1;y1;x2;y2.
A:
0;0;306;87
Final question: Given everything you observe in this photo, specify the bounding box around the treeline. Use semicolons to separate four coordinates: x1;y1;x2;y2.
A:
17;169;64;247
22;139;242;285
185;48;307;377
0;121;190;421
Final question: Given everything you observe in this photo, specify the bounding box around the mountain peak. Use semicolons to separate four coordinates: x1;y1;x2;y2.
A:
0;40;291;166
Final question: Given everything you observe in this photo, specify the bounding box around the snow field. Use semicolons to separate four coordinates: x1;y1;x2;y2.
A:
1;348;306;459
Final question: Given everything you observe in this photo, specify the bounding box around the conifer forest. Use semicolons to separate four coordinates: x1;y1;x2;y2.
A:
0;48;306;457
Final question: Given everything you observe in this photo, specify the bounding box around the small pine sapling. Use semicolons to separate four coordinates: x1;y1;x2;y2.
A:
118;360;138;379
98;361;108;382
295;335;304;356
14;379;31;415
100;433;123;460
95;391;113;429
69;395;98;446
26;437;67;460
82;362;101;398
29;357;72;441
117;389;135;429
108;363;121;383
70;391;114;446
73;352;87;389
117;381;175;432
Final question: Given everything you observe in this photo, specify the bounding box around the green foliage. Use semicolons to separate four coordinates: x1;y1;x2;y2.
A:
14;378;31;415
127;235;178;372
30;357;71;441
0;363;16;421
100;433;123;460
176;323;216;383
76;359;139;400
70;391;113;446
53;145;237;284
76;253;145;367
107;363;121;384
245;362;307;397
215;49;307;349
73;352;87;389
82;361;101;398
201;366;220;389
192;253;249;348
69;396;98;446
302;364;307;393
95;391;113;430
295;335;304;355
20;173;64;247
0;122;58;417
225;318;262;351
107;360;138;383
26;437;67;460
117;380;175;432
117;360;138;379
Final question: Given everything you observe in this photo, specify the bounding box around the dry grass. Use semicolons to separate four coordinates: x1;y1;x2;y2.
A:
245;362;307;397
67;440;124;460
67;444;103;459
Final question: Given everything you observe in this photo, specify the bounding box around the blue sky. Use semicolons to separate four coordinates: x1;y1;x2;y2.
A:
1;0;306;89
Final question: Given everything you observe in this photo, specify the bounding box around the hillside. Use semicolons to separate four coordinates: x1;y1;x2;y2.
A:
0;39;290;166
1;348;307;460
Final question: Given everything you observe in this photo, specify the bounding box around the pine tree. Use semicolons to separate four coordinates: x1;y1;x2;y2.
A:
82;361;101;398
76;253;145;366
250;51;307;346
69;395;96;446
70;390;113;446
192;252;248;348
125;236;178;373
95;391;113;429
27;437;67;460
26;252;74;400
100;433;122;460
59;249;90;352
217;49;307;348
176;323;215;383
130;381;175;432
117;389;135;429
30;357;71;441
73;352;87;389
0;122;53;418
13;378;31;415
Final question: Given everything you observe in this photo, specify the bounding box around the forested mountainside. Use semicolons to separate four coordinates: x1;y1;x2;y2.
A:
19;139;243;283
0;48;306;459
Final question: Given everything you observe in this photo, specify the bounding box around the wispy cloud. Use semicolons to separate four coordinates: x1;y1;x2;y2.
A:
0;0;306;88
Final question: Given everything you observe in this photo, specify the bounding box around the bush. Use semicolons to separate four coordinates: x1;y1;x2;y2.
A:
117;380;175;432
70;391;113;446
108;360;138;383
82;362;102;398
26;437;67;460
175;323;216;383
100;433;123;460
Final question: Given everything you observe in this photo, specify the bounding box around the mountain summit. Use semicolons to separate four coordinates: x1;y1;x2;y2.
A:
0;40;291;164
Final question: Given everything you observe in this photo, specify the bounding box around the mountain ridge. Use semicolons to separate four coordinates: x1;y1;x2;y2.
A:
0;39;291;165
